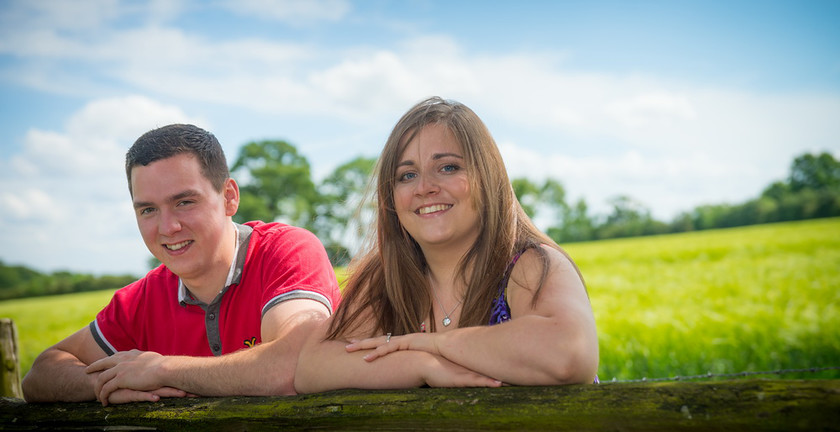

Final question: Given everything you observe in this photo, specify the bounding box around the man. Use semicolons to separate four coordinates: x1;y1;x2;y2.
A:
22;124;340;405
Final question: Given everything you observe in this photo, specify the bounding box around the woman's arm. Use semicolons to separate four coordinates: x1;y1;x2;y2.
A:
349;245;599;385
294;317;501;394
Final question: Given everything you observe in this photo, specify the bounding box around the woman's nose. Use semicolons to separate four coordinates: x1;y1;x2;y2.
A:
414;174;440;196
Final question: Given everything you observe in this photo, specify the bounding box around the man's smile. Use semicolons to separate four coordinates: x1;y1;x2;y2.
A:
164;240;193;251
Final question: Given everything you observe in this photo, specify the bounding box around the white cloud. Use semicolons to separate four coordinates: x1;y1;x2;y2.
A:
222;0;352;23
0;96;205;275
66;95;197;142
1;188;57;223
605;91;697;128
0;0;123;34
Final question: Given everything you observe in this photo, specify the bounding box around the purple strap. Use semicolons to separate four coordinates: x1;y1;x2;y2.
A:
488;249;527;325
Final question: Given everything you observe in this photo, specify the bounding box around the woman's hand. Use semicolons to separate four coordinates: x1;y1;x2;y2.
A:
345;332;441;362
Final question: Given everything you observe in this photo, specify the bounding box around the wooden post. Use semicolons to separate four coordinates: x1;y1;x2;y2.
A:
0;318;23;399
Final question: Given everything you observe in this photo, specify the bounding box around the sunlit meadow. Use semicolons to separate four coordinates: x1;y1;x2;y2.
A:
566;217;840;381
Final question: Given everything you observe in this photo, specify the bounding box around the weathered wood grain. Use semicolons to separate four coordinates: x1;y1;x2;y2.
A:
2;379;838;431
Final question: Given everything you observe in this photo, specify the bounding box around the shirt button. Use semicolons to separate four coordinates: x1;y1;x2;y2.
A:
208;313;216;320
213;344;220;351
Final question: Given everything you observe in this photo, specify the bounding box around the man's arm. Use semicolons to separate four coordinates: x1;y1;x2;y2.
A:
22;327;106;402
88;298;330;403
23;327;186;404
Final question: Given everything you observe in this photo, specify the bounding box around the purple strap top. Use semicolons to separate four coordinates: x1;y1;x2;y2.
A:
488;248;528;325
488;246;599;383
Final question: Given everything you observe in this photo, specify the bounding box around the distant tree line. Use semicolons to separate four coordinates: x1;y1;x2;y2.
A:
1;144;837;300
0;262;136;301
515;151;840;242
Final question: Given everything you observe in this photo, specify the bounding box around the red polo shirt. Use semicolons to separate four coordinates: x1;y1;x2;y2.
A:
91;221;340;357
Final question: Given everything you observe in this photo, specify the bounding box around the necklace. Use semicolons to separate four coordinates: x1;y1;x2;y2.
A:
432;287;462;327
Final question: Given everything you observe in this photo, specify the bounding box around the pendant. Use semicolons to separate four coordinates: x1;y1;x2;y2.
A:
442;317;452;327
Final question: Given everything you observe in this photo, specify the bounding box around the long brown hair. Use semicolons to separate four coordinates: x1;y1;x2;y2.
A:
328;97;580;339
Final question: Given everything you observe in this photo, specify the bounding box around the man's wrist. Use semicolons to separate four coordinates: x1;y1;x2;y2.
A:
155;355;182;389
85;369;102;401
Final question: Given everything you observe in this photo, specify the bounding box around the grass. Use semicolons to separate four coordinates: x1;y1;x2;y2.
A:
565;217;840;381
0;289;116;378
2;218;839;381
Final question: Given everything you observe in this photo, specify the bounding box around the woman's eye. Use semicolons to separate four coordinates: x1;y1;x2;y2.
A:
441;164;460;173
399;172;417;181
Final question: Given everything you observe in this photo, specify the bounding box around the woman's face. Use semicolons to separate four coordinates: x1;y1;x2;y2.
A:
393;123;481;252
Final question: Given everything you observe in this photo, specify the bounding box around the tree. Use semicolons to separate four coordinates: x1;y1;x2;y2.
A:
312;156;377;266
0;261;40;290
789;152;840;193
230;140;319;229
761;181;791;201
550;198;595;243
512;177;570;230
540;178;570;222
598;195;660;238
511;178;541;218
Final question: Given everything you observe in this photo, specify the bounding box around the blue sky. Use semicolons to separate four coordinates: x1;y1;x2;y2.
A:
1;0;839;276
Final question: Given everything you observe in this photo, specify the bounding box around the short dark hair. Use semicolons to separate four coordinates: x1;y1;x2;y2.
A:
125;124;229;196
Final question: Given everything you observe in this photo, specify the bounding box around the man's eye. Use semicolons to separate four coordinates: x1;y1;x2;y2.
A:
139;207;155;215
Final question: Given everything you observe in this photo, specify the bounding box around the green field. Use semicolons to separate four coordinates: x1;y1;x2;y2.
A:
2;218;839;381
566;217;840;381
1;288;115;378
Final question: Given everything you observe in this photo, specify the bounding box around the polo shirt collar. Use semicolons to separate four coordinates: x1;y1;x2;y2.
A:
178;222;254;306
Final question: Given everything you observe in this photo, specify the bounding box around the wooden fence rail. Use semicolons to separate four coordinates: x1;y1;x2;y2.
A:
3;318;839;430
2;379;839;431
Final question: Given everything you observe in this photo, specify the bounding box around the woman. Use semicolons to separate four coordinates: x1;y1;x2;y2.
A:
295;97;598;393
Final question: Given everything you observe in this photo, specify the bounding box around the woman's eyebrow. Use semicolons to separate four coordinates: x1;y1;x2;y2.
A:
432;152;463;160
398;152;463;168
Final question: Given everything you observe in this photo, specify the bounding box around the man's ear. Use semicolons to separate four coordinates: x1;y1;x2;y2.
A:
224;178;240;217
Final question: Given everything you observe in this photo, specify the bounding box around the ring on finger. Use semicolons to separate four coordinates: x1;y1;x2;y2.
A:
386;332;391;343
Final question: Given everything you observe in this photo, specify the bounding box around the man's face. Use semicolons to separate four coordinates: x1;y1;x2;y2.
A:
130;153;238;281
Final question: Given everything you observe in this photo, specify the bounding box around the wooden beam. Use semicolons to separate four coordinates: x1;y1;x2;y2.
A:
2;379;838;431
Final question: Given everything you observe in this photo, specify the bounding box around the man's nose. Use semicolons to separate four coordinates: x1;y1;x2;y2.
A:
158;210;182;236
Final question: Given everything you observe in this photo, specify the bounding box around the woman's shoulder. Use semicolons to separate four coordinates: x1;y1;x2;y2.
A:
508;244;582;293
514;244;574;272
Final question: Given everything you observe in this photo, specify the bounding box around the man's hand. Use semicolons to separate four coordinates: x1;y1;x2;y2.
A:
101;387;189;405
86;350;185;406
